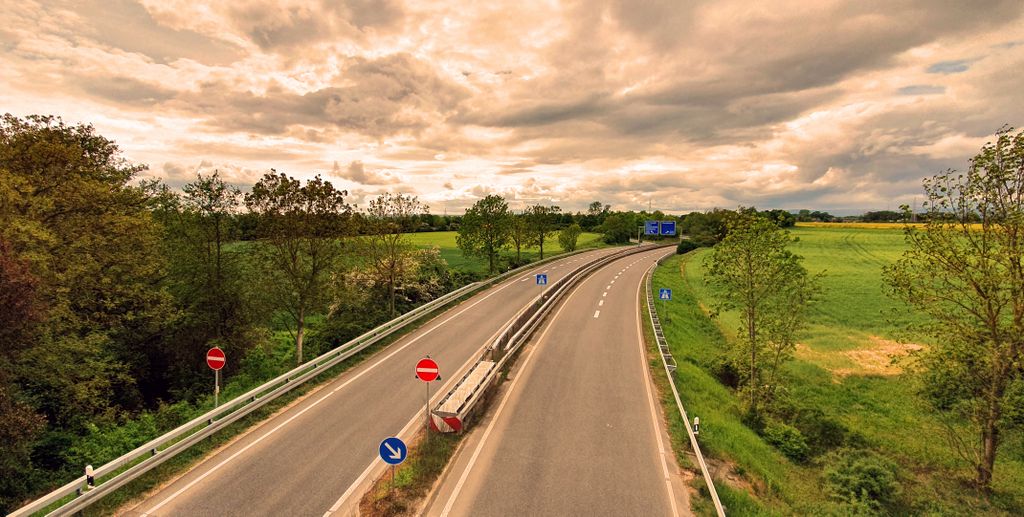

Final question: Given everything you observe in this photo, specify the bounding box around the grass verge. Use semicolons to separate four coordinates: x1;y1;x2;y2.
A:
359;431;463;516
651;226;1024;515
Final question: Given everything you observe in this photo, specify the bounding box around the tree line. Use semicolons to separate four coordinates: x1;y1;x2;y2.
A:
0;115;457;510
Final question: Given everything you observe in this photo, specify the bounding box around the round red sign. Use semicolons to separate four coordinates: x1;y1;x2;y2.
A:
415;358;439;382
206;347;226;371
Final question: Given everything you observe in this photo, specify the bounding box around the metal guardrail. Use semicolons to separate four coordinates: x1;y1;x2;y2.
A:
644;253;726;517
10;247;602;517
431;244;675;432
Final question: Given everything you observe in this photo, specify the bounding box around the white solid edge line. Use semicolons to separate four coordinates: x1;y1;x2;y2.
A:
440;247;666;516
143;253;581;516
635;260;680;517
320;251;612;516
439;263;595;516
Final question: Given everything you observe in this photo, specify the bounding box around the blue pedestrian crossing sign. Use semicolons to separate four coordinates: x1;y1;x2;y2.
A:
379;437;407;465
645;220;660;235
659;288;672;301
536;274;548;285
660;221;676;236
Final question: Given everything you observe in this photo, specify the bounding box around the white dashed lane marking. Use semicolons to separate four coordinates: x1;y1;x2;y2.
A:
593;310;601;318
599;300;604;306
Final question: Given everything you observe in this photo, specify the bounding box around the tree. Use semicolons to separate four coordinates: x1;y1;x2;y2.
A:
884;127;1024;492
558;223;583;252
680;209;731;246
151;172;261;398
0;113;173;428
363;193;427;316
526;204;561;259
599;212;635;244
508;211;530;265
246;172;353;364
705;210;816;417
456;195;511;274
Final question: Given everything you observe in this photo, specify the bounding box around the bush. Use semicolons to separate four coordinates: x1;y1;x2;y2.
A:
709;355;741;388
676;239;701;254
822;448;900;514
763;421;809;462
793;409;849;456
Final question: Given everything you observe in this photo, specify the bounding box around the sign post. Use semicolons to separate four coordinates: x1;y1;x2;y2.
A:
659;288;672;323
416;357;440;433
207;347;225;407
379;436;407;494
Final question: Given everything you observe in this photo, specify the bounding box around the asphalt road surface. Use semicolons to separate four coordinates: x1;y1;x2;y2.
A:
125;248;625;517
424;247;690;516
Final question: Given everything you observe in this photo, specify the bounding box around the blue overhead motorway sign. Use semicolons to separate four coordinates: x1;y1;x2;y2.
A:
660;221;676;236
645;220;659;235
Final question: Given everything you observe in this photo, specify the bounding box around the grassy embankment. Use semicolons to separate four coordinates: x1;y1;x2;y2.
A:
652;224;1024;515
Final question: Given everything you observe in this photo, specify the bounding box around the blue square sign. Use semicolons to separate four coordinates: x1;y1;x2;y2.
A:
660;221;676;236
659;288;672;300
536;274;548;285
645;220;659;235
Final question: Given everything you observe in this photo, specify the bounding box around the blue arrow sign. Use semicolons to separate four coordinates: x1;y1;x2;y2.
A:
536;274;548;285
660;221;676;236
659;288;672;301
645;220;659;235
379;437;407;465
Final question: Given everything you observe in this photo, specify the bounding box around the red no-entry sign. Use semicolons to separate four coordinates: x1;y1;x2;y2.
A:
416;358;439;382
207;347;226;371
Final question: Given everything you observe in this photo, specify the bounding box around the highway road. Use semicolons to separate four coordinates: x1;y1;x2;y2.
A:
124;248;625;517
424;247;689;516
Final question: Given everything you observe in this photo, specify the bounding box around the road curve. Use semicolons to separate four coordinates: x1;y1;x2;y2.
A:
124;248;624;517
424;247;690;517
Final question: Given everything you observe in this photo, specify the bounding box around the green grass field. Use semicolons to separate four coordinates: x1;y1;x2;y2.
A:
405;231;604;274
653;225;1024;515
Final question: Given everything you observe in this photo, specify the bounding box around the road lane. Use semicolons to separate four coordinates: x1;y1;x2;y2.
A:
426;248;688;516
127;248;624;517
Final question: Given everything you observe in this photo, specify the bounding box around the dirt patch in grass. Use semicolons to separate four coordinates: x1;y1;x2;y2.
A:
841;336;922;374
799;336;923;380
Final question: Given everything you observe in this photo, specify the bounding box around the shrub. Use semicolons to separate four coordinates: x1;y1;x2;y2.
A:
709;355;741;388
676;239;701;254
822;448;900;514
793;409;849;456
763;421;809;462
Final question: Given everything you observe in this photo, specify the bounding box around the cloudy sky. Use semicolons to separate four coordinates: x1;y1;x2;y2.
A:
2;1;1023;214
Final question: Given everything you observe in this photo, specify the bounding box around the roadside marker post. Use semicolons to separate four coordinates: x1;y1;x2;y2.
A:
416;357;440;432
206;347;226;407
